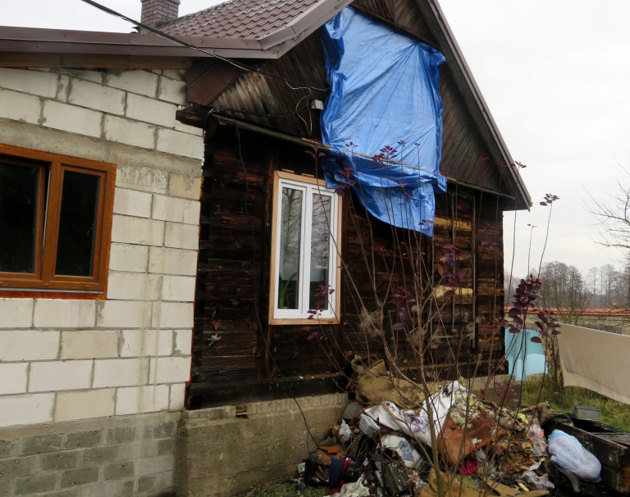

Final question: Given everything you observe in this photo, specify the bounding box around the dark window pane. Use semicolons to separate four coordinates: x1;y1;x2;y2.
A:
55;171;100;276
0;162;39;273
278;187;302;309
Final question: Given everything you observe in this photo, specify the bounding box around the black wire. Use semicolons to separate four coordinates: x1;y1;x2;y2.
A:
78;0;330;93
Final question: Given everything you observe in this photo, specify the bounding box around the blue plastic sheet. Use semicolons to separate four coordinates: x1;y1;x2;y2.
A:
504;329;547;381
320;7;446;236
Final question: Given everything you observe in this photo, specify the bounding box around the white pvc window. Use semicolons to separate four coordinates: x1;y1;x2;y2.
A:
270;171;341;323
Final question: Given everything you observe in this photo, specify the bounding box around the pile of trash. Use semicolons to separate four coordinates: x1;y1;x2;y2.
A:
295;360;604;497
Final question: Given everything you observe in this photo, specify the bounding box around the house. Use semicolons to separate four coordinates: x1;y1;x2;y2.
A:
0;1;529;496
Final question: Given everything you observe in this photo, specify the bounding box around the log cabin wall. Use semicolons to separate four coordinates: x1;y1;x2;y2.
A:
189;125;506;407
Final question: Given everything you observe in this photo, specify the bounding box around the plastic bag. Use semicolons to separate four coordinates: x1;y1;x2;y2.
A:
548;429;601;482
381;434;422;469
364;381;467;446
338;419;352;443
528;420;547;457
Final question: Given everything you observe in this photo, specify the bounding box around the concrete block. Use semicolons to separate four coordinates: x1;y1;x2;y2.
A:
156;128;204;160
0;393;54;427
164;222;199;250
0;363;28;395
174;120;204;136
158;438;174;455
69;78;125;114
108;243;149;273
106;70;159;97
60;465;99;487
29;360;92;392
120;329;172;357
138;471;174;495
162;275;196;302
42;100;102;138
152;195;200;225
169;383;186;410
38;451;80;471
0;298;33;328
93;358;149;388
113;188;153;218
151;302;194;329
146;419;177;439
0;439;19;459
56;74;70;101
60;330;118;359
110;215;164;246
161;69;185;80
157;75;186;104
64;430;103;449
15;473;57;494
148;247;197;276
107;272;161;301
126;93;178;127
105;426;138;444
0;456;38;484
0;330;59;361
66;69;103;84
0;67;58;97
149;356;191;384
115;385;170;415
82;444;118;465
168;172;202;200
173;329;192;355
0;87;41;124
96;300;151;329
33;300;96;328
103;114;155;150
104;460;135;480
136;454;174;476
115;164;168;194
21;433;61;455
55;388;115;422
75;480;133;497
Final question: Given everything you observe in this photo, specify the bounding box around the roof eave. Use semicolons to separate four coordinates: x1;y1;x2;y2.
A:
415;0;531;210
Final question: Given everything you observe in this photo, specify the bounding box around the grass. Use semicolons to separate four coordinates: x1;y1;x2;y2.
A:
519;376;630;431
234;481;329;497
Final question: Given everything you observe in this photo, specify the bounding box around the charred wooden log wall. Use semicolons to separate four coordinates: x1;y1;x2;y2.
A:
190;127;506;406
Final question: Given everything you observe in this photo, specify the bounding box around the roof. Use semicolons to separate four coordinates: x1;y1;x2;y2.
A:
0;0;530;208
160;0;321;39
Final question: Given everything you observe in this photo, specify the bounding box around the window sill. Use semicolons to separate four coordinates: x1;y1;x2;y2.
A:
269;317;340;326
0;289;106;299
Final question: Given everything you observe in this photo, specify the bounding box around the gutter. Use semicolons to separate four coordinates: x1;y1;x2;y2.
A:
210;113;517;202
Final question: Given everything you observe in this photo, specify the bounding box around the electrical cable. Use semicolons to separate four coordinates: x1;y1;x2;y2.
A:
78;0;330;93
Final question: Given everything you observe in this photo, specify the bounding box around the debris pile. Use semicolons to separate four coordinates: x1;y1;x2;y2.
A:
295;360;612;497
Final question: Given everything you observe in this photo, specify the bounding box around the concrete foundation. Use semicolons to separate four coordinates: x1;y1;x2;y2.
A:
0;411;179;497
175;393;348;497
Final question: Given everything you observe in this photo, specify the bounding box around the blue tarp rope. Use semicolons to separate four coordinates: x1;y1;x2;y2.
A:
320;7;446;236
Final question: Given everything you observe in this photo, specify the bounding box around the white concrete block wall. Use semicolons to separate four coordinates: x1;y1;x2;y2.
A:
0;67;202;428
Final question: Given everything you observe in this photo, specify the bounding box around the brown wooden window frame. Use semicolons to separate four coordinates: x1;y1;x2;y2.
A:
268;171;342;325
0;144;116;296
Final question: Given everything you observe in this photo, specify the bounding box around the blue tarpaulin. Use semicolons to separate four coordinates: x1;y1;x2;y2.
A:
320;8;446;236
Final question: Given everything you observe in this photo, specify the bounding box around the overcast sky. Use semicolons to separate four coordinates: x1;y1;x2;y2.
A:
5;0;630;278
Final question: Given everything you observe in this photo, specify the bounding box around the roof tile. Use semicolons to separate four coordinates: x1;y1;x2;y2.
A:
161;0;321;40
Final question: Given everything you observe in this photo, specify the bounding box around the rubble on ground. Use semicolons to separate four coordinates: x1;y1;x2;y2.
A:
293;360;625;496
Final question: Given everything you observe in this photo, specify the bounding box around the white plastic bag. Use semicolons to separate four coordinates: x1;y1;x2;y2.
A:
548;429;601;482
381;434;422;468
364;381;467;446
